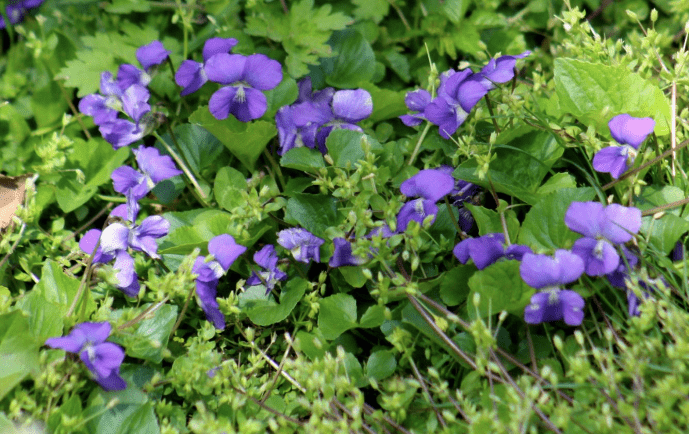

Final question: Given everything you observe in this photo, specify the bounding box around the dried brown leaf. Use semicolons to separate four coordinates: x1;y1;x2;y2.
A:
0;174;30;231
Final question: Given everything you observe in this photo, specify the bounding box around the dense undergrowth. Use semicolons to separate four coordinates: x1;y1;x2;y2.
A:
2;0;689;433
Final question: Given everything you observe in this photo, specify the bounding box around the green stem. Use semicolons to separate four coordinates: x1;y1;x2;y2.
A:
263;148;286;191
444;196;463;235
407;122;432;166
153;131;210;207
483;94;501;134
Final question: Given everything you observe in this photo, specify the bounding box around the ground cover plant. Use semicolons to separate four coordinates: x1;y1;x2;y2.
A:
2;0;689;432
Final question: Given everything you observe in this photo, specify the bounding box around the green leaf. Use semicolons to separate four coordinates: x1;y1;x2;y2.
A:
359;83;408;122
638;185;685;216
85;383;159;434
67;138;130;188
518;188;596;251
554;58;671;136
105;0;152;13
338;266;367;288
30;80;69;128
34;260;96;315
467;260;534;319
537;173;578;195
214;166;248;211
321;29;375;88
0;311;39;400
439;266;475;306
55;175;98;213
365;350;396;381
162;124;224;178
284;193;343;238
242;278;308;326
111;305;177;364
280;147;325;173
352;0;390;23
189;106;276;170
454;127;564;204
264;76;299;119
641;215;689;255
326;130;382;168
13;291;64;343
465;202;520;240
359;305;385;328
318;293;357;340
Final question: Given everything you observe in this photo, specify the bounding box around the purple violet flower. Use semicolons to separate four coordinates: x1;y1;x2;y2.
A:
329;238;367;268
176;37;239;97
400;168;456;202
0;1;43;29
424;69;490;139
593;114;655;179
246;245;287;292
45;322;126;391
314;89;373;152
520;250;585;326
277;228;324;264
477;51;531;90
396;199;438;233
399;89;431;127
78;72;124;126
193;234;246;330
565;202;642;276
116;41;171;90
205;53;283;122
111;145;182;201
453;233;532;270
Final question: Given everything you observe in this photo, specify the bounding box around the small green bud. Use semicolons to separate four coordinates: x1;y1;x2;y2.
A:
626;10;637;20
651;8;658;22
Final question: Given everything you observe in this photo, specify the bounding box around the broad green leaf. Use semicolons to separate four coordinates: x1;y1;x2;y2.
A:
359;305;386;328
14;291;64;343
264;76;299;119
69;138;130;188
352;0;389;23
0;311;39;400
294;330;327;360
55;176;98;213
111;305;178;364
105;0;152;13
465;202;520;240
280;147;325;173
85;380;159;434
554;58;671;136
518;188;596;251
321;29;375;88
359;83;408;122
439;265;475;306
637;185;685;216
189;106;276;170
243;277;308;326
339;266;367;288
34;260;96;316
30;80;69;128
326;130;382;168
537;173;577;196
365;350;396;381
454;127;564;204
284;193;343;238
466;260;534;319
160;124;224;178
641;215;689;256
318;293;357;340
214;166;248;211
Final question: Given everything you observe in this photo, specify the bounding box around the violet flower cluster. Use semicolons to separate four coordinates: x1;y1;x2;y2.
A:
400;52;530;138
79;41;171;149
45;322;126;391
276;78;373;155
175;37;283;122
80;202;170;297
521;250;585;326
192;235;246;330
0;0;43;28
593;114;655;179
